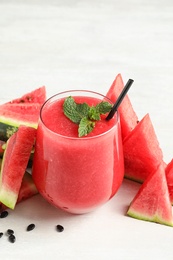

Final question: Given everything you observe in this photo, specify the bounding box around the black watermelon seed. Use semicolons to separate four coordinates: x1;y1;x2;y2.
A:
6;229;14;236
0;232;3;238
26;223;35;231
8;234;16;243
0;211;8;218
56;225;64;232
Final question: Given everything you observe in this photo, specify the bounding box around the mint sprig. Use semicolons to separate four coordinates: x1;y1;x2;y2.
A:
63;96;89;124
63;96;112;137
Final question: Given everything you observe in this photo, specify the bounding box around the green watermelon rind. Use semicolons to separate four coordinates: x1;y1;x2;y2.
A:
0;186;17;209
124;173;143;184
0;116;38;128
127;208;173;227
0;117;37;141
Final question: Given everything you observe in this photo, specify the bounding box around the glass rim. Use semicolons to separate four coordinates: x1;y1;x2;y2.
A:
39;89;119;140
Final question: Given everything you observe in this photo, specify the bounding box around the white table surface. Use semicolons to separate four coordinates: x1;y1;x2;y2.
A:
0;0;173;259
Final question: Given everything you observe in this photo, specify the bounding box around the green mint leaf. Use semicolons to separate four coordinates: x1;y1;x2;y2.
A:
63;96;90;124
78;117;95;137
76;102;90;118
95;101;112;115
88;106;100;121
88;101;112;121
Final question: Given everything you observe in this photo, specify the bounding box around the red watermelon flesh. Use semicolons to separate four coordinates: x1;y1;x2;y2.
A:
0;103;42;127
5;86;46;104
0;171;38;213
0;125;36;209
17;171;38;203
0;141;5;156
127;163;173;227
165;159;173;205
106;74;138;140
123;113;163;183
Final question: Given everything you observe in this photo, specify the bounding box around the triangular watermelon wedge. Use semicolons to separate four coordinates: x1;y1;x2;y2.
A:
0;125;36;209
123;113;163;183
0;86;46;141
106;74;138;140
127;163;173;227
165;159;173;205
5;86;46;104
0;104;41;141
0;103;42;127
0;171;38;213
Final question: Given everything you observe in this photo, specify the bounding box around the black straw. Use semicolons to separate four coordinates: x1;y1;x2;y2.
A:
106;79;134;121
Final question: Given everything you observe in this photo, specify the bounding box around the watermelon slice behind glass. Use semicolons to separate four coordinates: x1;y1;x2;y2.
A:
5;86;46;104
0;86;46;141
127;163;173;227
123;113;164;183
106;73;138;140
0;125;36;209
0;104;41;141
165;159;173;205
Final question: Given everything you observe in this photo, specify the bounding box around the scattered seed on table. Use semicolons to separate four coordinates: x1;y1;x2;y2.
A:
56;225;64;232
0;232;3;238
26;223;35;231
0;211;8;218
6;229;14;236
8;234;16;243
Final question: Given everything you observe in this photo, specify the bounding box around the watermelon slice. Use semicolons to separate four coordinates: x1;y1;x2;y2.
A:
0;103;41;141
0;171;38;213
166;159;173;205
127;163;173;227
0;103;42;127
0;86;46;141
17;171;38;203
5;86;46;104
123;113;163;183
106;74;138;140
0;125;36;209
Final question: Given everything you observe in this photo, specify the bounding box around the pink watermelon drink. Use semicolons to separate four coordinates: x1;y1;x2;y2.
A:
32;90;124;214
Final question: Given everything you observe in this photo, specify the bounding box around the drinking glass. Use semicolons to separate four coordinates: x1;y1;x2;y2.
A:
32;90;124;214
